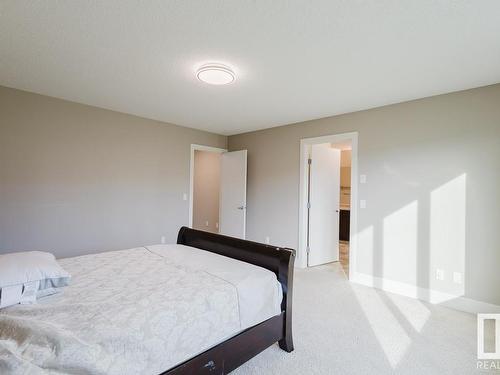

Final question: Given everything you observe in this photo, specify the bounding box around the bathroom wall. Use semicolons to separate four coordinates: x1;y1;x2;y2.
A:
193;150;221;233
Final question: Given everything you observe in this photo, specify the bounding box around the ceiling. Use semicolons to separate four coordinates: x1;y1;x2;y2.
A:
1;1;500;136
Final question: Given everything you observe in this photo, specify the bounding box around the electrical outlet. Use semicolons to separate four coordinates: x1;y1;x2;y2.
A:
436;268;445;281
453;272;462;284
265;236;270;244
160;236;166;244
215;222;219;229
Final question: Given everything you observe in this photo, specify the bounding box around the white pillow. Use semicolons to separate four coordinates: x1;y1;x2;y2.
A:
0;251;71;308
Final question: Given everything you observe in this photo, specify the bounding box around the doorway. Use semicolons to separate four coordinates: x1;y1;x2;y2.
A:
298;132;358;279
189;144;248;239
335;142;352;277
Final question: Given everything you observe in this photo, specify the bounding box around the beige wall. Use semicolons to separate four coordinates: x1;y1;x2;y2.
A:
193;150;221;233
340;149;352;168
229;83;500;306
340;150;352;188
340;168;351;187
0;86;226;258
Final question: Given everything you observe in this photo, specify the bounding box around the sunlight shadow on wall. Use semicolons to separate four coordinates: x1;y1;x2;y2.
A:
351;202;426;368
383;201;418;285
429;173;466;299
349;174;467;368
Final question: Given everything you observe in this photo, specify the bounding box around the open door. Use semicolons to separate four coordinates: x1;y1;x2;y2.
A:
219;150;247;239
308;143;340;266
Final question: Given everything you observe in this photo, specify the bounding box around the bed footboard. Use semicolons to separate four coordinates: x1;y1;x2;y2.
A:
164;227;295;374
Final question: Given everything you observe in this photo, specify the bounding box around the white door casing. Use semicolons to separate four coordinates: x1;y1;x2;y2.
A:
219;150;247;239
308;143;340;266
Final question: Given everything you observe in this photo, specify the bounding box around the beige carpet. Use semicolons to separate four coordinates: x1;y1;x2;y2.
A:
233;263;492;374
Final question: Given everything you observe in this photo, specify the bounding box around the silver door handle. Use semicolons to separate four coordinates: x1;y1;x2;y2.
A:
237;206;246;210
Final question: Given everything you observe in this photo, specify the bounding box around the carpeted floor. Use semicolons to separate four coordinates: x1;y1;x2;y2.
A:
233;262;491;374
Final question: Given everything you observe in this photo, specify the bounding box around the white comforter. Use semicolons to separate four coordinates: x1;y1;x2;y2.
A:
0;245;282;375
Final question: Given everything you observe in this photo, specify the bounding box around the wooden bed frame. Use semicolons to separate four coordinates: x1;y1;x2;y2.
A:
162;226;295;375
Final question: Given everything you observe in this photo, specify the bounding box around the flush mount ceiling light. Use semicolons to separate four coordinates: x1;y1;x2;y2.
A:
196;63;235;85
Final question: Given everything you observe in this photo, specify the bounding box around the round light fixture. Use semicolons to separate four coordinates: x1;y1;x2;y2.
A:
196;64;235;85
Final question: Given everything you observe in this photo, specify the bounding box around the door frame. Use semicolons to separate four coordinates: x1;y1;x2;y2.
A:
298;132;359;279
189;144;227;229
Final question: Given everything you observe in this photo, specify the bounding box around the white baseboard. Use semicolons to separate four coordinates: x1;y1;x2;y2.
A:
350;272;500;314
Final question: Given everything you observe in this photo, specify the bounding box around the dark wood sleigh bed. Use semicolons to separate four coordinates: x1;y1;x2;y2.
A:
162;227;295;375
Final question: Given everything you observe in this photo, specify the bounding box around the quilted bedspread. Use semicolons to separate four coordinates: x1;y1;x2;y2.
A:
0;247;244;374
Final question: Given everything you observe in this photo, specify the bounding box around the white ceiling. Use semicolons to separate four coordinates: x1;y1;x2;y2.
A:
1;1;500;135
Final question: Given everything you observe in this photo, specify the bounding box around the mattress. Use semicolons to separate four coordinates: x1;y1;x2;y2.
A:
0;244;283;375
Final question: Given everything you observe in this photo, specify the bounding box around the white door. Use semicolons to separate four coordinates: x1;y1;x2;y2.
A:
308;143;341;266
219;150;247;239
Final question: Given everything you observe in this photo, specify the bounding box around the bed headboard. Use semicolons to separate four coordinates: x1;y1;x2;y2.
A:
176;226;295;314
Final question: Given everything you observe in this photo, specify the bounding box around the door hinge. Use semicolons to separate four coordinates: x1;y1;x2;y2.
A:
307;202;311;209
308;158;312;165
306;246;310;254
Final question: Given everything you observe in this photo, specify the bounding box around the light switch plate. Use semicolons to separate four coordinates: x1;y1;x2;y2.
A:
360;200;366;209
160;236;166;244
436;268;445;281
182;193;187;201
360;174;367;184
453;272;462;284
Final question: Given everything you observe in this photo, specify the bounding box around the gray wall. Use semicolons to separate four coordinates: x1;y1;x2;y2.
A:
228;84;500;306
0;86;226;258
193;150;221;233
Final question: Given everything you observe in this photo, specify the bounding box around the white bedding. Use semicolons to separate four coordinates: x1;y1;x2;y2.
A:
0;245;282;375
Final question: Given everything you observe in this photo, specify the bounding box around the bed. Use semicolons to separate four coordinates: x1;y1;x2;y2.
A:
0;227;295;374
